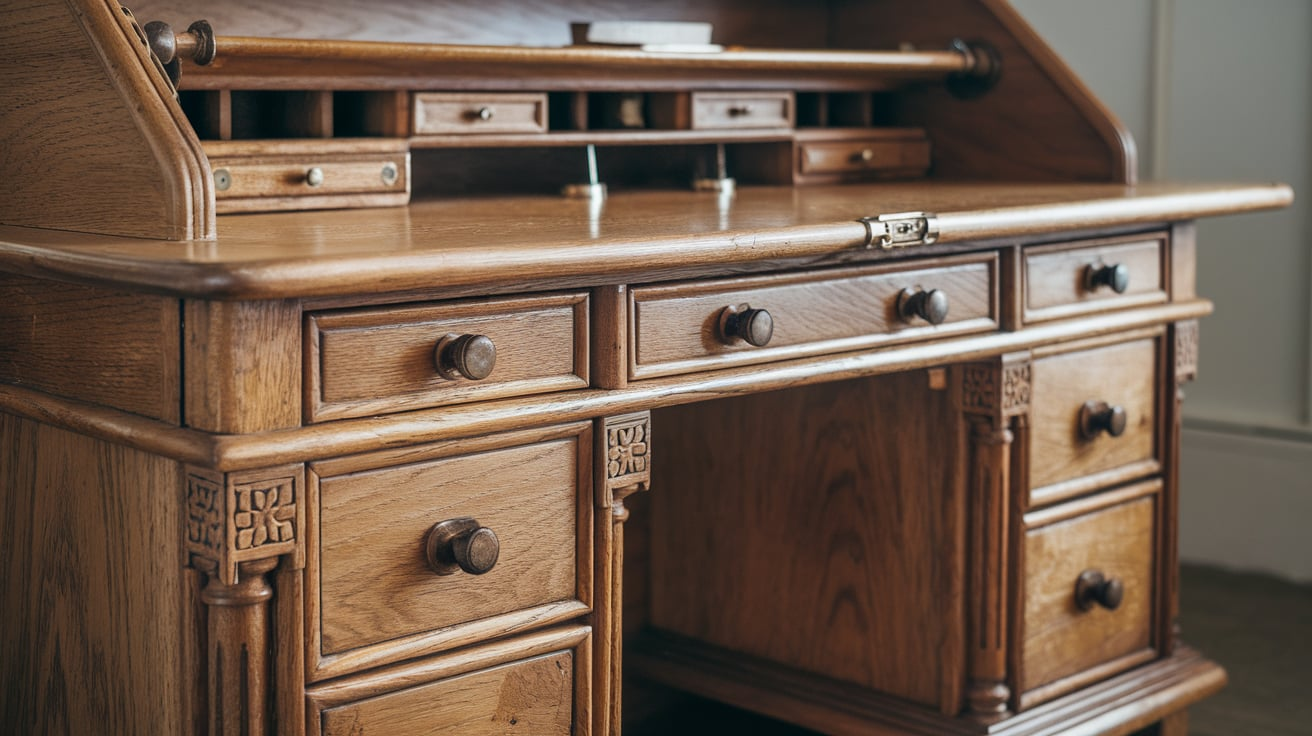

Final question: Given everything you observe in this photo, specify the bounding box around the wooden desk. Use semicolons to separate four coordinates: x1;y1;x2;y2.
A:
0;1;1292;734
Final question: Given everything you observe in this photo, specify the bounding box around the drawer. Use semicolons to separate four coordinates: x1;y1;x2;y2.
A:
413;92;548;135
1028;336;1160;504
798;135;931;177
308;425;592;679
309;626;590;736
1023;235;1167;323
306;292;589;422
208;142;410;213
1019;485;1159;706
650;91;794;130
629;254;997;380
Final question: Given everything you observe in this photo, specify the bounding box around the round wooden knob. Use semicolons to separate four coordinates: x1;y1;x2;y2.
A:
425;518;500;576
898;288;950;325
718;304;774;347
1075;569;1124;611
434;333;497;381
305;167;325;187
1079;400;1128;440
1085;263;1130;294
855;148;875;163
475;107;495;121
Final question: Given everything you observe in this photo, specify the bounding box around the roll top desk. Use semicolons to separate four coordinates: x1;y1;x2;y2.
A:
0;1;1292;734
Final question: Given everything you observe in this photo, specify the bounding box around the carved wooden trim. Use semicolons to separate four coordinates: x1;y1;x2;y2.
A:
594;410;651;736
185;464;305;585
960;353;1032;421
1174;320;1200;384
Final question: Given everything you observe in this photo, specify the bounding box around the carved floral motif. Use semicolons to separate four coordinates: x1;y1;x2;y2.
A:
1175;320;1200;382
607;421;649;479
186;474;225;556
184;465;303;585
233;479;297;550
961;359;1030;417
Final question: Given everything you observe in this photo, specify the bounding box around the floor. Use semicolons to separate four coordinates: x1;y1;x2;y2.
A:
628;564;1312;735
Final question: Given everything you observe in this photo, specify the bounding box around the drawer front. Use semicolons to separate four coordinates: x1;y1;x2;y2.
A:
413;92;548;135
691;91;794;129
630;255;997;380
798;137;931;177
307;292;589;422
1029;337;1159;501
1024;235;1167;323
311;425;591;674
311;626;590;736
1020;489;1158;701
211;151;409;213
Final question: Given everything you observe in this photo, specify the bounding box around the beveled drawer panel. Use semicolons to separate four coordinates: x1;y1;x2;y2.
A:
309;626;590;736
1028;336;1159;504
691;91;794;129
1023;235;1167;323
307;292;588;422
798;136;931;177
629;254;997;380
413;92;548;135
308;425;592;679
1019;485;1159;706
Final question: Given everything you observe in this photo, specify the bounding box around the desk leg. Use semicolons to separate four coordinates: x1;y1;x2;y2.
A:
184;465;306;736
595;412;652;736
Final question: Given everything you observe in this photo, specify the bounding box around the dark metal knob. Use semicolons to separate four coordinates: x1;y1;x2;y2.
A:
434;333;497;381
1085;263;1130;294
727;105;755;116
898;288;950;325
1075;569;1124;611
1079;400;1128;440
718;304;774;347
425;518;500;576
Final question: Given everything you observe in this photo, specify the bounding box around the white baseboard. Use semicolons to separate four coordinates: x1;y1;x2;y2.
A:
1179;425;1312;583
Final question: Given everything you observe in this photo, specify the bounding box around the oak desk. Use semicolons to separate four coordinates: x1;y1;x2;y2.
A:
0;1;1293;734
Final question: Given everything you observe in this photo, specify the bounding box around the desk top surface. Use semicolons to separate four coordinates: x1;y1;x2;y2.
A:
0;181;1290;300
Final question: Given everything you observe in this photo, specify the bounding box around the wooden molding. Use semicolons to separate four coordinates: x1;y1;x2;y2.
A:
185;464;305;585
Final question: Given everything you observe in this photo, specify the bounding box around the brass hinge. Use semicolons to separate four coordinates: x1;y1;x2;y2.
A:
859;212;939;250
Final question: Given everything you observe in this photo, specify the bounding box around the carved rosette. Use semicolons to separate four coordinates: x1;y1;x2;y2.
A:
960;355;1031;421
1174;320;1200;384
185;464;305;585
600;411;651;505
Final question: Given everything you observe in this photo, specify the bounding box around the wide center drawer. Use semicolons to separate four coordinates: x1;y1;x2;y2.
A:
1018;483;1160;707
306;292;589;422
629;254;998;380
307;424;593;680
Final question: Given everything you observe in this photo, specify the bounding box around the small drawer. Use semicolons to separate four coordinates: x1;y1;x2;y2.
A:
650;91;794;130
1023;235;1167;323
306;292;589;422
413;92;548;135
309;425;592;679
309;626;590;736
1019;485;1159;706
208;142;410;213
798;136;931;177
1028;337;1160;504
629;254;997;380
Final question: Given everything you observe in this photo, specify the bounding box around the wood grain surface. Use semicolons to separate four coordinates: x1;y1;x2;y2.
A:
0;413;195;734
0;0;213;239
1024;235;1167;323
648;370;962;710
184;298;301;432
0;182;1289;300
0;273;180;422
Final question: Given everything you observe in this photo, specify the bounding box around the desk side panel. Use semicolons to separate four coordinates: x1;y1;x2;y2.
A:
0;413;200;734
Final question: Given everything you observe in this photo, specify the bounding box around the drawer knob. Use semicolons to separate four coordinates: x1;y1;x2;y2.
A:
718;303;774;347
425;517;500;576
1084;262;1130;294
1075;569;1124;611
1079;400;1128;440
854;148;875;164
898;287;950;326
305;167;325;187
474;106;495;121
434;333;497;381
727;104;755;116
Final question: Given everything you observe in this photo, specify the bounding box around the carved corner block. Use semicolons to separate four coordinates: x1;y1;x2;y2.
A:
185;464;305;585
597;411;651;508
1174;320;1200;384
958;353;1032;424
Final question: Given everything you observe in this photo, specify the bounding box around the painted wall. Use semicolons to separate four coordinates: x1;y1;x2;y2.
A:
1013;0;1312;581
